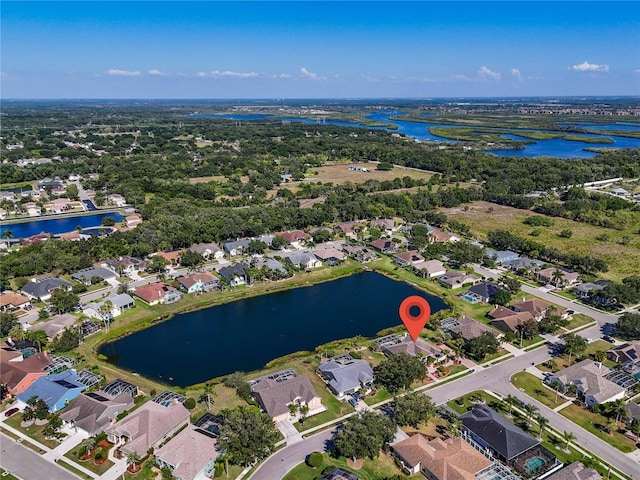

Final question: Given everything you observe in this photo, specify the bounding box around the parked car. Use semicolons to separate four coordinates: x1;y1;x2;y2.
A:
603;335;615;343
4;407;19;417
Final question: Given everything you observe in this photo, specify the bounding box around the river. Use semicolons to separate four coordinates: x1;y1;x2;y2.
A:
99;271;447;387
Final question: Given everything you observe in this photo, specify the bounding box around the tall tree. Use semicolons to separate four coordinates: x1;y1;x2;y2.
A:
374;353;427;394
393;393;436;427
561;333;588;364
333;411;396;463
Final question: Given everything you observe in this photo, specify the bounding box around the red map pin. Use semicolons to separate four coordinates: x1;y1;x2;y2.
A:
399;296;431;342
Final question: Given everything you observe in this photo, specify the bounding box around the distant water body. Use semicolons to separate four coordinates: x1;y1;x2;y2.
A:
99;271;447;387
0;212;123;239
187;112;640;158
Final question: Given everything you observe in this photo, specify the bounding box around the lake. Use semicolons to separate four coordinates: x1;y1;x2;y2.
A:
99;271;447;387
1;212;124;239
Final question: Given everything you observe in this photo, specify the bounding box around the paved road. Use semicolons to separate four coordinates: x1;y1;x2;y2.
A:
0;433;78;480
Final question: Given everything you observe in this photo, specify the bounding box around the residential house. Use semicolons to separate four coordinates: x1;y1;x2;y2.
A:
256;258;288;277
155;424;219;480
256;234;275;247
412;260;446;279
445;315;502;341
106;400;190;457
502;257;545;273
32;313;78;340
313;248;346;265
284;251;322;270
0;208;6;220
60;391;134;436
544;462;602;480
438;271;480;289
133;282;183;306
489;311;534;334
574;282;608;300
460;404;540;463
49;198;71;214
22;232;52;246
428;230;460;244
280;174;293;183
394;250;425;267
607;341;640;364
485;249;520;265
38;178;63;190
1;351;52;396
0;292;31;312
22;202;41;217
21;277;72;302
223;239;251;256
176;272;221;294
611;188;630;196
103;256;146;276
125;215;142;229
190;243;225;261
334;221;362;239
625;403;640;427
106;194;127;207
154;249;182;266
59;231;81;241
379;334;445;362
537;268;581;288
281;230;311;244
369;238;398;254
317;354;374;399
82;293;135;320
392;434;492;478
548;360;626;406
218;265;249;287
511;298;552;321
17;370;87;413
370;218;395;235
71;266;117;285
348;165;369;172
251;374;323;423
342;245;377;263
467;282;501;303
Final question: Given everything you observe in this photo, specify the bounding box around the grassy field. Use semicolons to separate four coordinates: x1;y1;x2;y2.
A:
510;372;566;409
282;451;419;480
443;201;640;281
5;415;60;449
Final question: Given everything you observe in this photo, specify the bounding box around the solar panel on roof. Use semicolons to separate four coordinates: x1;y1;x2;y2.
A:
86;392;109;402
54;379;78;389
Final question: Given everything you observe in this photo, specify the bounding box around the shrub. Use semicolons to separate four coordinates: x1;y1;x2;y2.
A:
184;398;196;410
307;451;323;468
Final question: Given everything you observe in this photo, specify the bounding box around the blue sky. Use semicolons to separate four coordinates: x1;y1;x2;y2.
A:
2;1;639;98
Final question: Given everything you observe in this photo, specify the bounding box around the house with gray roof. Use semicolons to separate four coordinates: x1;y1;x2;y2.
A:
548;359;626;406
446;315;501;341
155;424;219;480
71;267;117;285
318;354;374;399
223;239;251;256
460;404;540;462
32;313;77;340
607;341;640;364
103;256;147;276
379;334;446;362
218;265;249;287
82;293;135;320
284;251;322;270
60;391;134;436
189;243;224;261
251;374;323;423
438;271;480;289
256;258;288;276
485;249;520;265
502;257;545;272
313;247;346;265
544;462;601;480
21;277;72;301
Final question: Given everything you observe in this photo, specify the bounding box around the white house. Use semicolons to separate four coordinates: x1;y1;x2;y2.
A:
82;293;135;320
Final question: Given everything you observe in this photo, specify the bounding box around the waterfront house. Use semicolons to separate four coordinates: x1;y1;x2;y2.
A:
250;374;323;423
413;260;446;279
38;178;63;190
467;282;501;303
218;265;249;287
438;271;480;289
548;360;625;406
1;351;52;396
106;400;190;458
125;214;142;229
49;198;71;214
393;250;425;267
284;251;322;270
392;434;492;478
176;272;221;293
377;334;445;362
133;282;183;305
313;247;346;265
0;292;31;313
106;194;127;207
32;313;78;340
17;370;87;413
607;341;640;364
21;277;72;302
59;231;81;241
342;245;377;263
155;423;219;480
60;391;134;436
369;238;398;254
256;258;289;276
71;266;117;285
318;354;374;399
82;293;135;320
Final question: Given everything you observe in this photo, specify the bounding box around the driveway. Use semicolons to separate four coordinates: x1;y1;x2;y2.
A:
276;419;303;445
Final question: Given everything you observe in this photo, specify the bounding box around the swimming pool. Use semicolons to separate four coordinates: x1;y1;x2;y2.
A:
525;457;545;474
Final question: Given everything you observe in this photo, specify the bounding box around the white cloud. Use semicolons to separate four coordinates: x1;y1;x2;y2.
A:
210;70;258;78
633;69;640;75
300;67;324;80
106;69;141;76
451;74;473;82
570;61;609;72
478;66;501;81
511;68;522;82
148;69;164;76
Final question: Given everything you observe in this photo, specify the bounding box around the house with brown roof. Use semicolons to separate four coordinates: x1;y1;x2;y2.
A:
369;238;398;254
59;231;81;241
189;243;224;261
370;218;395;235
251;374;323;423
607;341;640;364
313;247;346;265
125;214;142;229
154;249;182;266
176;272;221;294
548;360;626;406
438;271;480;289
490;311;534;334
133;282;183;305
61;391;134;436
413;260;446;279
31;313;78;340
1;352;52;396
342;245;377;263
281;230;311;243
106;400;190;457
0;292;31;312
447;315;502;341
537;268;580;288
394;250;425;267
392;434;492;478
381;334;446;362
511;298;552;321
334;221;362;239
155;424;219;480
428;230;460;244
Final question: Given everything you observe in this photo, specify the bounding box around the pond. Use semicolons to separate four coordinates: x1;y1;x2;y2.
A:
0;212;124;239
99;271;447;387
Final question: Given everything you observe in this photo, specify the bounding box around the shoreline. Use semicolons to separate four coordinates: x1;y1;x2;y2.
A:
0;207;124;226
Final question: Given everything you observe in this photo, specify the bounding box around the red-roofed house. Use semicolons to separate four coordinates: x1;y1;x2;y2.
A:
281;231;311;243
133;282;183;305
154;250;182;265
369;238;398;254
1;352;52;396
0;292;31;312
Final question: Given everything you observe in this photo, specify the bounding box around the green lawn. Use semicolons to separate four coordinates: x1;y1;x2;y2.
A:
560;403;637;453
5;415;60;449
447;391;501;415
510;372;565;409
64;440;115;476
564;313;595;331
57;459;93;480
0;468;19;480
282;451;419;480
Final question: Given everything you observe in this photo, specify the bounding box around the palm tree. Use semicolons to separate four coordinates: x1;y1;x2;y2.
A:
551;269;564;288
8;324;27;342
1;230;13;239
606;417;618;434
610;399;627;424
99;300;113;332
536;415;549;439
202;383;214;411
562;430;576;450
81;437;96;457
505;395;519;415
126;451;141;471
593;350;606;363
631;421;640;442
524;404;538;426
27;330;48;352
446;418;463;438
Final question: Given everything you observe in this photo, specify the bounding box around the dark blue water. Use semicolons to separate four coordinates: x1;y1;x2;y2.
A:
558;123;640;131
99;271;446;386
0;212;123;239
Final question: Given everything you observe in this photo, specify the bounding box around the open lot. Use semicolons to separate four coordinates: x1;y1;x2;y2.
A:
443;200;640;282
302;163;434;185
